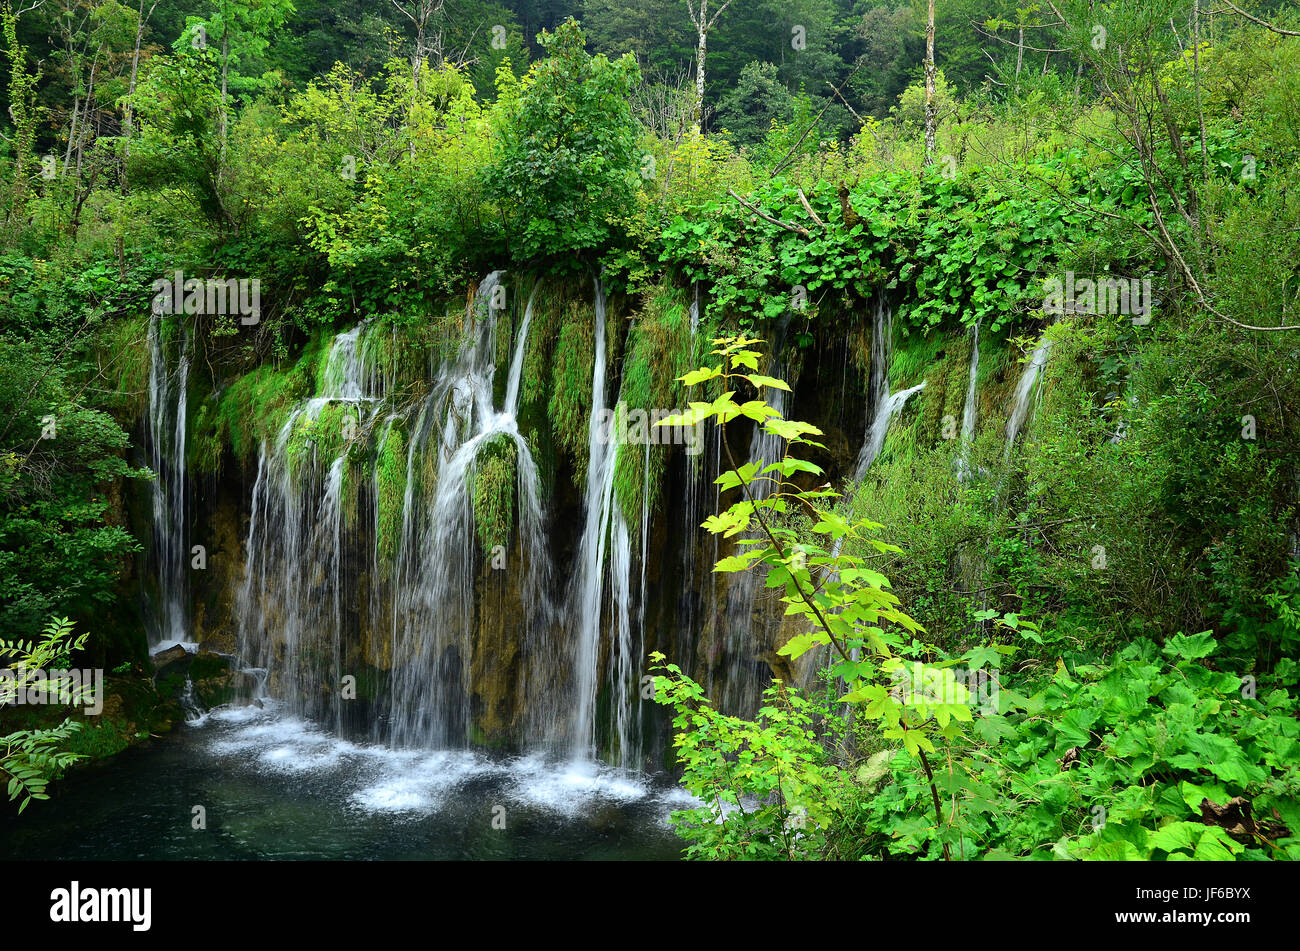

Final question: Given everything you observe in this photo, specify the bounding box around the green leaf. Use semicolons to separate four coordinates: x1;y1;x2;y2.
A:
744;374;791;392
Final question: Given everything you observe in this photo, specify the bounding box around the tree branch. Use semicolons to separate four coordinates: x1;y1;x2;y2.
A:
727;188;810;237
1217;0;1300;36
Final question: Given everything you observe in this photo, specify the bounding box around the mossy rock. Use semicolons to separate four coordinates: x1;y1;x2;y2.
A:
472;433;518;557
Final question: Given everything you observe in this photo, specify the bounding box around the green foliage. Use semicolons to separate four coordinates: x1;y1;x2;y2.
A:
1;2;41;224
715;62;797;148
612;289;692;532
651;662;832;860
485;18;642;262
0;336;146;637
661;155;1119;334
655;336;994;859
0;618;89;813
856;631;1300;861
210;333;325;463
655;338;1299;862
547;300;596;486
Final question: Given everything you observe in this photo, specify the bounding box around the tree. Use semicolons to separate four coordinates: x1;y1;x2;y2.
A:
121;0;160;166
923;0;936;164
846;4;919;120
685;0;733;131
714;60;796;145
0;334;146;638
181;0;295;159
485;18;641;260
389;0;444;89
1;2;42;224
581;0;693;78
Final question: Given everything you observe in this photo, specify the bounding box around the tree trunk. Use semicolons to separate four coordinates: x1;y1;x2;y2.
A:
694;0;708;132
923;0;936;166
220;26;229;160
64;95;81;175
1193;0;1208;184
123;1;150;169
1015;24;1024;84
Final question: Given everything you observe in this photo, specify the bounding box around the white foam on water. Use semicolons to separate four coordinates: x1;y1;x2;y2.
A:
194;706;688;824
503;754;650;816
350;750;500;813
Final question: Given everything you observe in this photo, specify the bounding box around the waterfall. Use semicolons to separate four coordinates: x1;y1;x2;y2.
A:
237;319;379;729
956;321;980;481
961;322;980;443
853;382;927;480
388;274;550;749
147;312;192;651
851;297;925;482
869;295;891;410
570;276;640;765
1004;334;1053;458
832;295;924;715
237;273;552;745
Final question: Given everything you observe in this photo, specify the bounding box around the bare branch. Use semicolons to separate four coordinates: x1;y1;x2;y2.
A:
727;188;810;237
1216;0;1300;36
797;188;825;227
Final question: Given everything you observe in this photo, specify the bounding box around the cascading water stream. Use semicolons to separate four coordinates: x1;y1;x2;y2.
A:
237;319;382;729
852;297;926;482
238;272;554;749
960;322;981;444
955;321;981;482
388;275;550;749
570;276;639;766
853;382;928;480
147;311;192;651
1004;334;1053;458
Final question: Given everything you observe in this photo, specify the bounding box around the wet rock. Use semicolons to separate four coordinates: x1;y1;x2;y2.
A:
151;645;192;684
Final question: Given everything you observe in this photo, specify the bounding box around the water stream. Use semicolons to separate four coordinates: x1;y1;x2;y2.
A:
146;312;192;651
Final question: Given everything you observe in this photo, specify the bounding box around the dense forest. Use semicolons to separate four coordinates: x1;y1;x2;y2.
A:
1;0;1298;865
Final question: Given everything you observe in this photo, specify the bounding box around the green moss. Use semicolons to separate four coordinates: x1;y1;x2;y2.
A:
100;313;152;422
890;326;946;388
472;433;517;558
548;300;597;486
368;320;436;395
339;450;362;530
64;718;131;759
375;424;407;578
216;359;311;462
188;391;227;475
611;286;693;535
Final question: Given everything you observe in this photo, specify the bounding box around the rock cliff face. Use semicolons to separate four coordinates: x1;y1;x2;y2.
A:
140;273;1042;767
